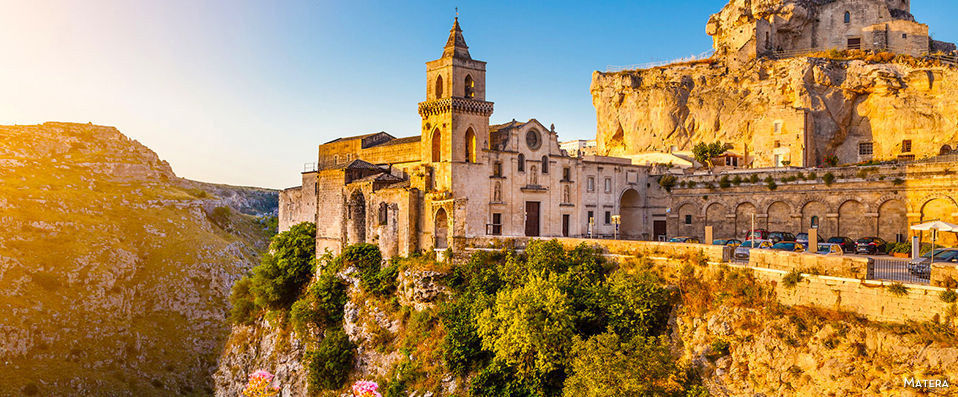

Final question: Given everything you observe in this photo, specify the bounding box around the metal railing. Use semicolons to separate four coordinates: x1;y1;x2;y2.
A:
303;162;318;172
606;51;714;72
871;257;929;284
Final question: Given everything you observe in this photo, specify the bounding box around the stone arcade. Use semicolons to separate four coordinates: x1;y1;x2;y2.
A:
279;19;662;257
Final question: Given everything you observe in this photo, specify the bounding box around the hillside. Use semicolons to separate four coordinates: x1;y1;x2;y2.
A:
0;122;276;395
213;241;958;396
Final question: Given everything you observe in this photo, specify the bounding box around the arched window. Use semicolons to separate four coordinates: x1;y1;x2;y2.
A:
844;11;851;24
431;129;442;162
541;156;549;174
435;75;444;98
517;153;525;172
465;128;477;163
464;75;475;98
378;202;388;225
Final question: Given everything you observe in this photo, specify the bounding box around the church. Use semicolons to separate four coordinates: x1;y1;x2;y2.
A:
278;18;661;258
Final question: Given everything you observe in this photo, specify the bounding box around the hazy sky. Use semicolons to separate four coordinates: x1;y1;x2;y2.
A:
2;0;956;189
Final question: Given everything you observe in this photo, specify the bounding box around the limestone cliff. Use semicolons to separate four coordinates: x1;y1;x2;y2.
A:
592;57;958;166
0;122;276;395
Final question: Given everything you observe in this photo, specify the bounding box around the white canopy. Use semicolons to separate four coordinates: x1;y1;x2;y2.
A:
910;221;958;232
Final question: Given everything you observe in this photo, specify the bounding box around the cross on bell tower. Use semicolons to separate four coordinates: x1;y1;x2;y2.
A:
418;17;494;182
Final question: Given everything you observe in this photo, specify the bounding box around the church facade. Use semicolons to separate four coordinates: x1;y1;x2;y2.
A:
279;19;663;257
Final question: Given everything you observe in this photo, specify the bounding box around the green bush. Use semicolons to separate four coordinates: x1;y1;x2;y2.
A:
563;333;695;396
249;222;317;309
887;282;909;297
749;174;759;184
782;270;803;289
228;277;257;324
765;176;778;191
823;172;836;186
207;206;232;229
603;271;674;339
707;338;730;360
939;289;957;303
893;177;905;185
440;298;483;376
305;328;356;392
719;175;731;188
290;272;348;334
888;241;911;254
732;175;743;185
657;174;677;192
808;171;818;180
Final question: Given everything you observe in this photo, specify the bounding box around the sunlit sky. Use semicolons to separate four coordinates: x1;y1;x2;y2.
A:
2;0;957;189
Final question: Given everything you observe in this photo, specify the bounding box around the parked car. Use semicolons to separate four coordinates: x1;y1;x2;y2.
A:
744;229;769;241
713;239;743;247
733;239;772;260
855;237;888;255
796;232;824;245
827;237;856;253
669;237;701;244
768;232;797;243
907;248;958;277
770;241;805;252
814;243;844;255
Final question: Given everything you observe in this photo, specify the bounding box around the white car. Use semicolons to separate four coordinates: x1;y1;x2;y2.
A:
733;239;772;260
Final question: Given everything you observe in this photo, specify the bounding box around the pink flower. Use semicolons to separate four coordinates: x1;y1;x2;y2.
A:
351;380;381;397
249;370;275;381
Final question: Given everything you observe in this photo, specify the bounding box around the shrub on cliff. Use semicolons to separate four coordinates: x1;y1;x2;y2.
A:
563;333;692;397
250;222;317;309
305;328;356;392
291;271;348;334
228;222;316;323
657;174;677;192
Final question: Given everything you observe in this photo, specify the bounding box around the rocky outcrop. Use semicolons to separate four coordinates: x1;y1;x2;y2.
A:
0;122;276;395
592;57;958;165
213;319;308;397
675;304;958;395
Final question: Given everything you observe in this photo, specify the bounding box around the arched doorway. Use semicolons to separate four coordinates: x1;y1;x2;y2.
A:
619;189;641;239
878;199;907;242
941;145;953;155
802;201;828;237
431;129;442;162
838;200;865;239
434;208;449;249
465;128;476;163
921;198;958;245
705;203;730;240
766;201;791;232
347;190;366;245
735;202;757;240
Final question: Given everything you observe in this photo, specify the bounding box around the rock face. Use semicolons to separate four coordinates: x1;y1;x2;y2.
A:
592;57;958;167
0;122;276;396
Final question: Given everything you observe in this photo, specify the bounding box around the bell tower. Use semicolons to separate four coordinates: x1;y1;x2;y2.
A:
418;18;494;170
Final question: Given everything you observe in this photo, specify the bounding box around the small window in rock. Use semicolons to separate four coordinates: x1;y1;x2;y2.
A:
902;33;908;39
902;140;912;153
859;142;874;156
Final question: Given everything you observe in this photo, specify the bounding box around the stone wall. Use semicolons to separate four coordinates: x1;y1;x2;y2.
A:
931;263;958;288
748;249;871;279
749;266;953;323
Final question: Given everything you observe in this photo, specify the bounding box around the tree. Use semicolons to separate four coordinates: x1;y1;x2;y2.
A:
563;333;688;397
249;222;317;309
477;272;576;388
692;141;730;171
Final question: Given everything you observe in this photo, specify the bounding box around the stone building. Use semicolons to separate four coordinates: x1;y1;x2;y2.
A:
279;19;660;257
708;0;955;62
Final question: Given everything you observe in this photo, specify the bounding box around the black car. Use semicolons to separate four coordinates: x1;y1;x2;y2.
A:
855;237;888;255
768;232;796;243
827;237;856;253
